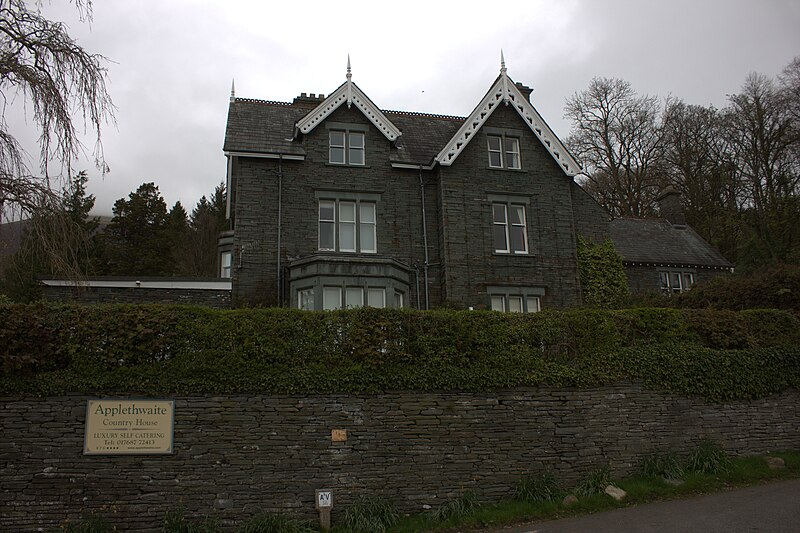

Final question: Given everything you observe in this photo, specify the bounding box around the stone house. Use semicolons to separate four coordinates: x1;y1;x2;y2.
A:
221;58;730;310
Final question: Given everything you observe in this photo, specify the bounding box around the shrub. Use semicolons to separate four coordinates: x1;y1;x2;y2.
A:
60;516;115;533
575;466;612;497
2;304;799;401
675;265;800;310
342;497;398;533
686;440;730;475
237;513;316;533
639;452;684;479
514;471;562;503
162;508;218;533
577;236;629;309
432;491;480;522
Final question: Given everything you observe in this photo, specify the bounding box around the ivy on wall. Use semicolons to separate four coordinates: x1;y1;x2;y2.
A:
576;235;629;309
2;304;799;401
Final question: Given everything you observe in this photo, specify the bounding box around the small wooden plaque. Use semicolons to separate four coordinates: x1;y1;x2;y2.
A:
331;429;347;442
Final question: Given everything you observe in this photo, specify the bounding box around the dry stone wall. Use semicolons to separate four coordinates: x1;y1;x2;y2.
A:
2;383;799;531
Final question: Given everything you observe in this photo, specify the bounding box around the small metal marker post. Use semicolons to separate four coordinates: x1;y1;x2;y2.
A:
315;489;333;531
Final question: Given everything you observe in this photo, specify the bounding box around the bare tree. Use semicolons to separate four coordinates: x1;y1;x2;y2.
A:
564;77;665;217
661;99;742;259
724;72;800;265
0;0;113;285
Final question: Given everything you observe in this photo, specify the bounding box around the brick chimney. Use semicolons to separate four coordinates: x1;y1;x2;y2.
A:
292;92;325;106
656;186;686;226
515;82;533;102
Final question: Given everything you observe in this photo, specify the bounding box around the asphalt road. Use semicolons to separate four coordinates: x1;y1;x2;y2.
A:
493;478;800;533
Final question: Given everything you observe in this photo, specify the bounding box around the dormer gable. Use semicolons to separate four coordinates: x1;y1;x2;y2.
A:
435;53;580;176
295;57;402;142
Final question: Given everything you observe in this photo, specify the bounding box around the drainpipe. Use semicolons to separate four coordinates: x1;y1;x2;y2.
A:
419;166;430;310
277;156;283;306
414;263;421;310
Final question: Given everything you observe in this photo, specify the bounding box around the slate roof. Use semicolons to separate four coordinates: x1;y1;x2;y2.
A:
224;98;464;166
610;218;732;268
223;98;310;157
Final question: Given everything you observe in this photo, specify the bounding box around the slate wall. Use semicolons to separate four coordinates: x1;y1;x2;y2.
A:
42;285;231;309
438;105;583;309
3;384;798;532
231;105;442;309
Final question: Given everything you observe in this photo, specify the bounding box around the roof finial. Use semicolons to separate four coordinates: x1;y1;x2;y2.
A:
346;54;353;108
500;49;507;75
230;78;236;102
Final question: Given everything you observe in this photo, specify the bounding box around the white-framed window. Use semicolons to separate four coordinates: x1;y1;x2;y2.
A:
488;286;543;313
660;271;695;294
492;203;528;254
393;291;404;309
367;288;385;308
330;131;365;165
220;251;232;278
298;288;314;310
320;286;387;310
318;200;377;253
323;287;342;310
487;135;521;169
490;294;541;313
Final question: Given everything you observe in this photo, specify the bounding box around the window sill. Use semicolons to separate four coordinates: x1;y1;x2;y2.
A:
492;251;531;257
326;163;371;169
487;166;526;172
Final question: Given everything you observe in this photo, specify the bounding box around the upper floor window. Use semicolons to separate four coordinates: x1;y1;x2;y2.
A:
330;131;365;165
493;203;528;254
487;135;521;169
319;199;376;253
660;271;694;294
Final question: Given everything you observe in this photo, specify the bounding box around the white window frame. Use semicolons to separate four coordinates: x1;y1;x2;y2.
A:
367;288;386;308
659;270;695;294
492;202;528;254
220;251;232;278
487;134;521;169
488;286;543;313
318;199;377;254
329;130;365;166
298;288;314;310
490;294;541;313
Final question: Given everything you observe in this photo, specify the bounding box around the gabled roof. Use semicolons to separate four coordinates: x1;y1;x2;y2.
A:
295;59;402;142
610;218;733;269
435;56;580;176
223;56;577;171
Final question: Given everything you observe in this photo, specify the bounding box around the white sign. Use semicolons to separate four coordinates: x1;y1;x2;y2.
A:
316;490;333;509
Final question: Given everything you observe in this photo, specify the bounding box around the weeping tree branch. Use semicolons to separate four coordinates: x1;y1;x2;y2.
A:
0;0;113;286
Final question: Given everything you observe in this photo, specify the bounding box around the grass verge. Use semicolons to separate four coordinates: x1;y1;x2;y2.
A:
54;451;800;533
385;450;800;533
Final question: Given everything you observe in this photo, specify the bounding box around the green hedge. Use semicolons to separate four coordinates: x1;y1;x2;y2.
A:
1;304;799;401
675;264;800;310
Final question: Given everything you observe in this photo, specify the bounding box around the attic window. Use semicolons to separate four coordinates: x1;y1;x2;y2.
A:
487;135;521;169
330;131;365;165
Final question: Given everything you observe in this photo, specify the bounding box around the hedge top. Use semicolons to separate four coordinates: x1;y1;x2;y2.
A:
1;304;798;401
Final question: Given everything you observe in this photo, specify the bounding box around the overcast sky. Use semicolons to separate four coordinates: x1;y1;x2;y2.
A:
8;0;800;216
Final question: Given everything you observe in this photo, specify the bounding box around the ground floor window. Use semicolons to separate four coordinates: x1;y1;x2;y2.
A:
220;251;232;278
487;286;543;313
659;271;695;293
296;285;405;310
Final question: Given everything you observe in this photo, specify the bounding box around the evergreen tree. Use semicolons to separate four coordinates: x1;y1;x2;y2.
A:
102;182;173;276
